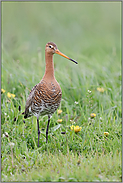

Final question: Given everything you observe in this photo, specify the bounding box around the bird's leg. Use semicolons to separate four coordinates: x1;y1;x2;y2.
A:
46;115;50;143
37;118;40;147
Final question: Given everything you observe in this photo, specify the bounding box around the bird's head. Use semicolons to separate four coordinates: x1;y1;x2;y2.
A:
45;42;78;64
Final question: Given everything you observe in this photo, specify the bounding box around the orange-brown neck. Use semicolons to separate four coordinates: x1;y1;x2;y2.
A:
42;53;55;81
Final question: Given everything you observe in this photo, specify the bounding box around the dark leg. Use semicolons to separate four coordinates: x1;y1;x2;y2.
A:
46;115;50;143
37;118;40;147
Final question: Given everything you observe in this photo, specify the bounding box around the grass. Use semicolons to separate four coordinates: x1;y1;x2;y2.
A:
1;2;122;182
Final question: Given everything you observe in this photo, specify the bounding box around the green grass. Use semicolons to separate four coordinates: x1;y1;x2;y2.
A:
1;2;122;182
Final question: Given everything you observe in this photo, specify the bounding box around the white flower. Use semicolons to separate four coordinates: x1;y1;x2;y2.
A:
9;142;15;148
75;101;79;104
5;132;9;137
2;134;5;138
88;90;91;93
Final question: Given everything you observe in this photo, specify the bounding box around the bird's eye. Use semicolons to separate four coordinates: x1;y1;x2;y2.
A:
49;45;53;49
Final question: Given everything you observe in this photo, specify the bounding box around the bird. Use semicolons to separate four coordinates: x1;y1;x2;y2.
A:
22;42;78;147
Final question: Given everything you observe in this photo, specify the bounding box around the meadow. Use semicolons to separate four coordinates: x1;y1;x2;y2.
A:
1;2;122;182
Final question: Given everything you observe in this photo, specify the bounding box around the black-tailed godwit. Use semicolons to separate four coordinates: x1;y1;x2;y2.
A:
22;42;78;147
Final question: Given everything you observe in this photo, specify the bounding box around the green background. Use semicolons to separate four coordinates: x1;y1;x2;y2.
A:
1;2;121;182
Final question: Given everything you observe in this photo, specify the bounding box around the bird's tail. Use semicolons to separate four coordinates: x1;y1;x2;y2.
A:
22;112;28;119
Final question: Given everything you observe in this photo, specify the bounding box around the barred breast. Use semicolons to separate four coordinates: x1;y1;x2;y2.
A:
24;79;62;118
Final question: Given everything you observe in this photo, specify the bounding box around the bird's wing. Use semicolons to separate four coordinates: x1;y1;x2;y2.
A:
23;84;38;118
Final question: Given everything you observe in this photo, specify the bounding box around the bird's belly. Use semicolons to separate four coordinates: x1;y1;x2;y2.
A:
31;93;62;117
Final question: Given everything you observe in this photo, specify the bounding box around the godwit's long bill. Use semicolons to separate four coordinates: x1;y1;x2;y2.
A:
22;42;78;147
55;49;78;64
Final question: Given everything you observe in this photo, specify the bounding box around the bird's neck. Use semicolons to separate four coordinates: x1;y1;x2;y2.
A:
43;53;55;81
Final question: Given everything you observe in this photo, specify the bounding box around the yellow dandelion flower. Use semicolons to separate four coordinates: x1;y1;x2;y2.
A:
70;125;74;131
104;132;109;137
1;89;5;94
7;92;11;98
12;94;15;97
74;126;82;133
57;109;62;115
57;119;62;123
7;92;15;98
11;93;15;98
70;125;82;133
97;87;105;93
90;113;96;118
